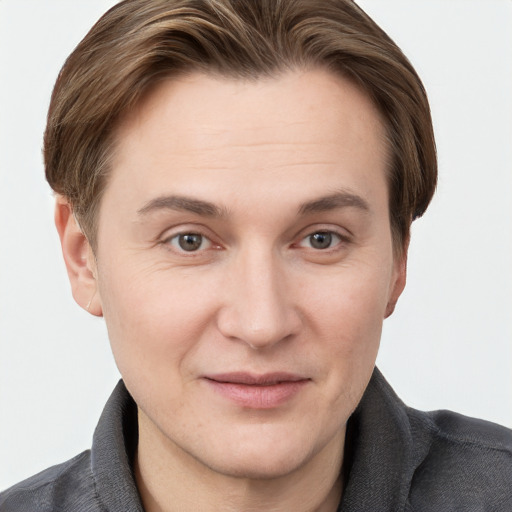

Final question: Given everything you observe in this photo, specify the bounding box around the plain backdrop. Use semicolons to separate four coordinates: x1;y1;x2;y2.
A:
1;0;511;491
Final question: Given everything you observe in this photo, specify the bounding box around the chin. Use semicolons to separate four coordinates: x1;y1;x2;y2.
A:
200;447;309;481
186;423;331;481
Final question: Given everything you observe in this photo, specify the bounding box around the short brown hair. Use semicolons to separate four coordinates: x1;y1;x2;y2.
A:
44;0;437;252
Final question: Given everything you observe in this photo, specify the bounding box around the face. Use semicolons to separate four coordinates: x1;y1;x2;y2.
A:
89;69;405;479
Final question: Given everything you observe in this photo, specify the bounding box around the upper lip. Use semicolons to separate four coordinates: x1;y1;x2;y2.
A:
204;372;309;386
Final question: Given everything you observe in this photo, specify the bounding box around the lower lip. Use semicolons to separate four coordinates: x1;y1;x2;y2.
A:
205;379;309;409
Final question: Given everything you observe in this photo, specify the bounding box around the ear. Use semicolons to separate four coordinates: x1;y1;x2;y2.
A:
54;196;103;317
384;242;409;319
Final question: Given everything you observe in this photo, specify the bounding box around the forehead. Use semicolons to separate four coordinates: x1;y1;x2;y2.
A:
118;68;386;149
108;68;389;212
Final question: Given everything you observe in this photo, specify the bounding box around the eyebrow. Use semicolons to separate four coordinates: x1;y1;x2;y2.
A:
137;195;226;217
298;191;370;215
137;190;370;219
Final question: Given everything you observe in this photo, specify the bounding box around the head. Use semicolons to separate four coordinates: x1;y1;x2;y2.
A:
46;0;436;255
49;0;436;486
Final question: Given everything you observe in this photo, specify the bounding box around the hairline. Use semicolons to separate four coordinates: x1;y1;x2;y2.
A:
80;64;406;258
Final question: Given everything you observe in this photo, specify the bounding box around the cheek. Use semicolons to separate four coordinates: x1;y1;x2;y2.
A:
301;264;391;390
97;262;219;387
304;262;391;340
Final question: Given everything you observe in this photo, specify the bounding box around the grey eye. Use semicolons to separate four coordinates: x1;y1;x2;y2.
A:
165;231;214;254
177;233;204;251
309;232;333;249
298;231;343;250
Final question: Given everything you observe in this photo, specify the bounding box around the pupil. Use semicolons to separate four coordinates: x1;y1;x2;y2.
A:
310;232;332;249
179;234;202;251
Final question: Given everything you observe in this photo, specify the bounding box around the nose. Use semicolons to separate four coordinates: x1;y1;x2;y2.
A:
216;247;302;350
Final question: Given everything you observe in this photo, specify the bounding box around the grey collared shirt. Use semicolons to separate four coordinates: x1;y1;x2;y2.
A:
2;368;512;511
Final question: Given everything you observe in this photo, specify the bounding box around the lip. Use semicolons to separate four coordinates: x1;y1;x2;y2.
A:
203;372;310;409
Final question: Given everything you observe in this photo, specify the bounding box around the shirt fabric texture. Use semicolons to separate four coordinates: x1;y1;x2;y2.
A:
1;368;511;511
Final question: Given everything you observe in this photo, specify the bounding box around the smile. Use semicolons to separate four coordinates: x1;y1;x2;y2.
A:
203;372;310;409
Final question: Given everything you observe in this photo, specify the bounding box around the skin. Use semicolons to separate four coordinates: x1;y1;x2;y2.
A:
56;68;407;512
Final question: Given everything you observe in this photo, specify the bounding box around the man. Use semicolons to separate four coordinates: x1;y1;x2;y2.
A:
1;0;511;510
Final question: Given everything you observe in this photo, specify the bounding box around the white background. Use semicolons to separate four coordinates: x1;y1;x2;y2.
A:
1;0;511;491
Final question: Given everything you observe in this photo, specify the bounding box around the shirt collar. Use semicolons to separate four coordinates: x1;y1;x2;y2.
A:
91;380;144;511
339;367;431;511
89;369;430;512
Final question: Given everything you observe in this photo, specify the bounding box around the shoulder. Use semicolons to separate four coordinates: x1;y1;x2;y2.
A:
407;407;512;510
0;450;100;512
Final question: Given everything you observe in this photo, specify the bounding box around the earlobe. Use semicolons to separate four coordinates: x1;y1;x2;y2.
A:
54;196;103;317
385;245;408;319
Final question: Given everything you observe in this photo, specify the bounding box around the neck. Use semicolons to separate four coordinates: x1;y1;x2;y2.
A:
134;410;345;512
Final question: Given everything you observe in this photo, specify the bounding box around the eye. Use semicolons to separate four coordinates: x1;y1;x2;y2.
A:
299;231;342;250
166;233;212;252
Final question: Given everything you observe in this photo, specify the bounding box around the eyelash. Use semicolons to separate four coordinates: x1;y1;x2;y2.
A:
160;227;349;256
297;231;345;251
161;232;216;254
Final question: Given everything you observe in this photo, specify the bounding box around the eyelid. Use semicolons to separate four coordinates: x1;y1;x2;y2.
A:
166;233;212;252
295;224;352;243
159;224;222;255
158;222;214;242
298;232;344;251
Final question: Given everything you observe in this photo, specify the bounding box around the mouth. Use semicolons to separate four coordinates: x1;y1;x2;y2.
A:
203;372;310;409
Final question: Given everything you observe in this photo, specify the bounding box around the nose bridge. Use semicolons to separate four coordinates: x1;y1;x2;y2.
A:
218;242;299;349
